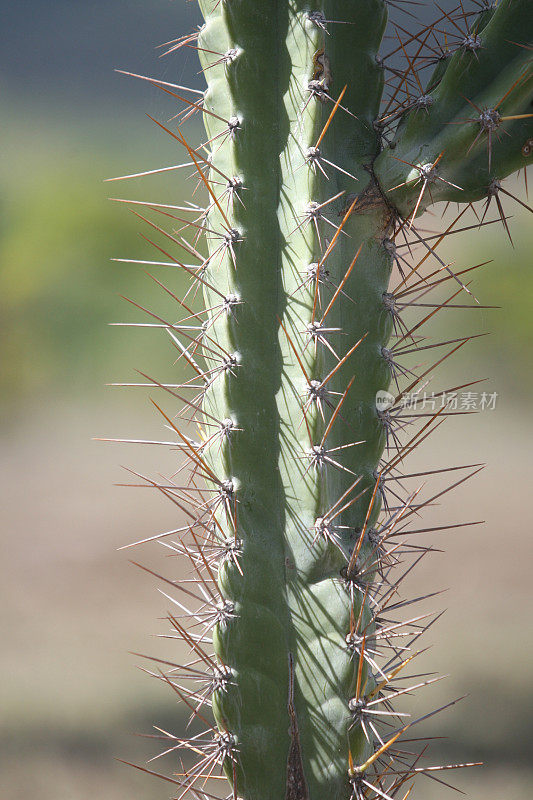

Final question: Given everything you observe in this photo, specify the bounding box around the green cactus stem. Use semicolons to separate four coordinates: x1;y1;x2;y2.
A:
115;1;532;799
197;3;393;796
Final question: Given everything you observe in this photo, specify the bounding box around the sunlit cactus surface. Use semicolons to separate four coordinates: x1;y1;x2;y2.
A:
111;1;532;798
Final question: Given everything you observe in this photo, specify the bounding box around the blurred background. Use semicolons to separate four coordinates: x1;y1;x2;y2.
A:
1;2;531;799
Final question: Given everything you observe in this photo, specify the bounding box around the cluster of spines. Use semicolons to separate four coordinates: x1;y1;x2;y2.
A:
106;1;531;799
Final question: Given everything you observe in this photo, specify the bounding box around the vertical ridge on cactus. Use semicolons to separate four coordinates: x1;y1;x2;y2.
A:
109;1;532;799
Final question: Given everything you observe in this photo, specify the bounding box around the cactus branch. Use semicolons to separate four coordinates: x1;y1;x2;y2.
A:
374;0;533;215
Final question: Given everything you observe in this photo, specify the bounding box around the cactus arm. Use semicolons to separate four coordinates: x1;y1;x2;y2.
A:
197;1;394;797
374;0;533;215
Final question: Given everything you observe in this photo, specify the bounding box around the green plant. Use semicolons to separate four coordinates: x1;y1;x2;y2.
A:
114;2;532;799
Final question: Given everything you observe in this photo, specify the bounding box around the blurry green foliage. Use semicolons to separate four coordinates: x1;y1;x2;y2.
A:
0;102;202;408
1;165;139;397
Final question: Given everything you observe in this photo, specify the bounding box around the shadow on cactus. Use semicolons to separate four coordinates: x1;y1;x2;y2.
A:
108;2;532;799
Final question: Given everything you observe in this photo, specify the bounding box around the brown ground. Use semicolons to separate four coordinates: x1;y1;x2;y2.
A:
1;396;531;800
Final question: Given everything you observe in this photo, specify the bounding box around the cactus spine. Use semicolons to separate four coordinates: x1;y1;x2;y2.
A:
116;1;532;799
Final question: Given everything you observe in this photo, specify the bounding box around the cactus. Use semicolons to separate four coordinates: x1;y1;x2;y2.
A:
112;2;532;799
